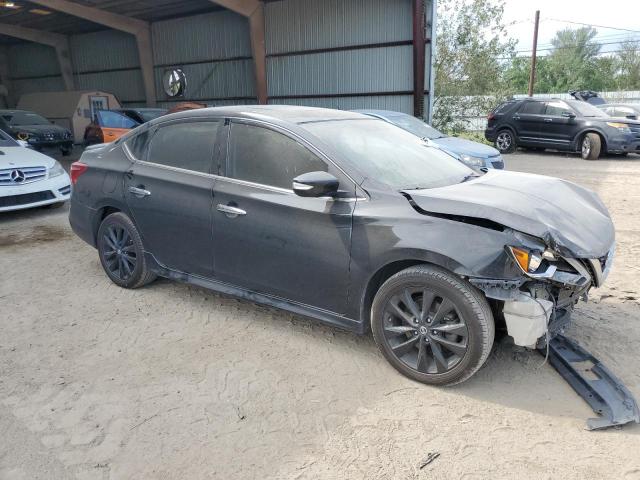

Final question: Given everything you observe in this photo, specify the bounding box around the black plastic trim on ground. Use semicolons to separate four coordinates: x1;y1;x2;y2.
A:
542;335;640;430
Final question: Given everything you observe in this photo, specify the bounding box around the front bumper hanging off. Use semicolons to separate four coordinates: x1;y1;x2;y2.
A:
541;335;640;430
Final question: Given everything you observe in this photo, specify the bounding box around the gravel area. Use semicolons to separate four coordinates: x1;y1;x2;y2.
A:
1;150;639;480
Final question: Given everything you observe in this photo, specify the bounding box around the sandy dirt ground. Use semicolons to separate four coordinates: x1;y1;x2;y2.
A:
1;151;640;480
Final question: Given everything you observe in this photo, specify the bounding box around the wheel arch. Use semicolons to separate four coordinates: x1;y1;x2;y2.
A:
91;200;133;246
574;128;607;153
358;251;467;330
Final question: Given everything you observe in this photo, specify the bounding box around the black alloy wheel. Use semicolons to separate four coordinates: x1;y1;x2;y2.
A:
371;265;494;386
381;288;469;374
97;212;156;288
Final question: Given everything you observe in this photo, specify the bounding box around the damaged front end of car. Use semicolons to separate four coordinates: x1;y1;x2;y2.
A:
400;170;639;429
469;235;639;430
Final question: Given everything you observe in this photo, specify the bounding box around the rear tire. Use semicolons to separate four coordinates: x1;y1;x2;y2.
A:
581;133;601;160
371;265;495;386
495;129;516;154
97;212;156;289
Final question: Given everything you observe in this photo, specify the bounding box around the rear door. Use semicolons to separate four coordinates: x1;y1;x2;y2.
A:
211;120;356;314
124;119;222;277
512;100;547;144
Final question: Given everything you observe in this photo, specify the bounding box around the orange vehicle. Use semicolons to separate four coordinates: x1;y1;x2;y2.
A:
83;110;140;145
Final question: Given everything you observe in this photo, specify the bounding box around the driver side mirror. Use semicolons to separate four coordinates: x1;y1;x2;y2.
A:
293;171;339;198
561;111;576;119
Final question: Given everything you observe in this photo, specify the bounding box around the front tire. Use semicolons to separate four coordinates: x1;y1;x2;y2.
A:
97;212;156;288
495;129;516;154
581;133;601;160
371;265;495;386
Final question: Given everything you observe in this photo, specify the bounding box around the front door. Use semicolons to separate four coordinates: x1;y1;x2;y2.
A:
211;120;355;314
124;119;222;277
541;100;575;148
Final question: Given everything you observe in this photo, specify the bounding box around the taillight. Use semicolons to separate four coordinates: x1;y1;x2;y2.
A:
487;112;496;120
70;162;88;185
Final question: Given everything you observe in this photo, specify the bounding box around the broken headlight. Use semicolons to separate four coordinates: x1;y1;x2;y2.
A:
507;246;553;274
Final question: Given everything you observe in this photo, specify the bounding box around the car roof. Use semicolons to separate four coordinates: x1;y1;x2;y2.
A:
599;103;640;108
353;109;409;119
152;105;369;127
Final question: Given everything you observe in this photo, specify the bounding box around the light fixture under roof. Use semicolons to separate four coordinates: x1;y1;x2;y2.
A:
30;8;52;15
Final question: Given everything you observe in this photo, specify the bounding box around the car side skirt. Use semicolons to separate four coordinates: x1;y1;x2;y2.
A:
144;253;365;334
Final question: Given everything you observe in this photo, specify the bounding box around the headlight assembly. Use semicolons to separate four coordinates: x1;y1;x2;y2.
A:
606;122;631;133
507;246;556;274
459;154;485;168
49;161;66;178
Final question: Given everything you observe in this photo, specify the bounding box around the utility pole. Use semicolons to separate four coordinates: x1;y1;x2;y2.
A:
528;10;540;97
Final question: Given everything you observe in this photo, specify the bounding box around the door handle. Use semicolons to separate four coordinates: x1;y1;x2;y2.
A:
128;186;151;197
217;204;246;217
544;118;553;123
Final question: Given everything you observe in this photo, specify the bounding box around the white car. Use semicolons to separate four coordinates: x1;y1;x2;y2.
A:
0;129;71;212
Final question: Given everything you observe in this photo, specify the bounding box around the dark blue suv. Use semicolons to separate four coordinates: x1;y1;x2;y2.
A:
485;99;640;160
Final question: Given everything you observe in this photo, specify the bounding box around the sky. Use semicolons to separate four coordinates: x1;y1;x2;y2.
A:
500;0;640;56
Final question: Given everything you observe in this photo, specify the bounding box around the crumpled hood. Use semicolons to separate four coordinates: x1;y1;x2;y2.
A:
403;170;614;258
431;136;500;158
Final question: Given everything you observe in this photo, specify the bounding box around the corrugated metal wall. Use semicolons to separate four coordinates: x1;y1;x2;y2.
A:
6;0;434;116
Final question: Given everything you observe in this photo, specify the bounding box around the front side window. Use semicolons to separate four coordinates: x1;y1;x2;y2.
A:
98;111;139;129
228;123;328;189
545;101;572;116
147;121;220;174
302;119;473;190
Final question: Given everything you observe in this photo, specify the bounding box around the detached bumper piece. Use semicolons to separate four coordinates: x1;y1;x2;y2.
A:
543;335;640;430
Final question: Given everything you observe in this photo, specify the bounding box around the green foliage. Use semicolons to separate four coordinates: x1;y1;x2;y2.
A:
503;27;638;94
433;0;516;133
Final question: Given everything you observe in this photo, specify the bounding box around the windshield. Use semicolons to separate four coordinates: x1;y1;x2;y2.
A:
567;100;608;118
0;128;18;147
2;111;51;126
383;114;445;140
139;109;167;122
302;119;474;190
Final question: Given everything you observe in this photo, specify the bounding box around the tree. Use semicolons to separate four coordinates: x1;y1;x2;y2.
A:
433;0;516;132
614;39;640;90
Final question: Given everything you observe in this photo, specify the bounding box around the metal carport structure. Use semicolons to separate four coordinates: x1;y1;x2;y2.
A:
0;0;436;119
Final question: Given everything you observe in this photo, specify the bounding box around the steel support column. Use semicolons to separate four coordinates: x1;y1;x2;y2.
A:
412;0;426;118
211;0;268;104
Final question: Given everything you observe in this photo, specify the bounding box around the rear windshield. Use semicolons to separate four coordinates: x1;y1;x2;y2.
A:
301;119;473;190
138;109;167;122
2;111;50;126
383;114;445;140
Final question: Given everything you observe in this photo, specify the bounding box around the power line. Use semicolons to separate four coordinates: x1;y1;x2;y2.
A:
511;39;639;55
543;18;640;34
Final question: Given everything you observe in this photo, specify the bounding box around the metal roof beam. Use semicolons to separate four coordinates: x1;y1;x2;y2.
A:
0;23;74;91
29;0;157;106
210;0;267;104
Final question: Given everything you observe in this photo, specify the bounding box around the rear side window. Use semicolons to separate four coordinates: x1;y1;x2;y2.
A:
227;123;327;189
126;130;151;160
492;101;515;114
519;101;545;114
98;110;139;129
147;121;220;174
545;101;572;116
